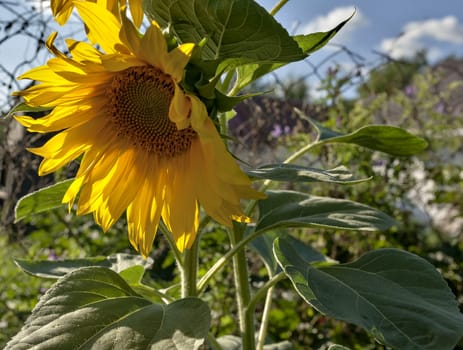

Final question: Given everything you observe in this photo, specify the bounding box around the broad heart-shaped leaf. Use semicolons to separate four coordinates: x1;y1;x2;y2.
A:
6;267;211;350
274;239;463;350
143;0;304;64
14;178;72;222
247;164;371;184
256;190;396;233
15;253;152;279
249;230;328;275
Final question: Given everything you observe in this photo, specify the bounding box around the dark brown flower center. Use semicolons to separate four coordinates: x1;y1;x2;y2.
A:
107;66;196;158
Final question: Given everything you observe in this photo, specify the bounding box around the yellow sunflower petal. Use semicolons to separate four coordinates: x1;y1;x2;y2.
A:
162;154;200;252
51;0;73;25
127;172;163;257
66;39;102;63
129;0;144;27
119;8;142;57
169;86;191;129
74;2;122;54
164;43;195;82
29;117;108;175
137;21;169;69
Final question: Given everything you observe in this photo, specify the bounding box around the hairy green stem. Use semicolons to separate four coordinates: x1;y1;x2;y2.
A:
197;225;262;293
229;223;256;349
250;273;287;350
270;0;289;16
181;234;200;298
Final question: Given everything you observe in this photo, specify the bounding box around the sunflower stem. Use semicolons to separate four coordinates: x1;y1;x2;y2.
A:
270;0;289;16
197;224;263;293
251;273;286;350
229;222;256;349
181;235;200;298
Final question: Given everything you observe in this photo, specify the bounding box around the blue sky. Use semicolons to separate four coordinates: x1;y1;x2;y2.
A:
254;0;463;96
258;0;463;61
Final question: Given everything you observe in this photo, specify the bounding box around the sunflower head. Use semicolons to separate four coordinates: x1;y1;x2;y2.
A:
14;2;264;257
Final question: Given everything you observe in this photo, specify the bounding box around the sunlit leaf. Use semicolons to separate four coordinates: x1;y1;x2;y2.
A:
274;240;463;350
15;253;152;279
143;0;304;65
14;179;73;222
6;267;210;350
318;125;428;156
231;16;352;92
293;14;353;55
248;164;371;184
256;190;396;233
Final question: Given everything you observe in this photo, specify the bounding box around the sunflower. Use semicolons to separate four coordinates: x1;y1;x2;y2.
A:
15;2;264;256
51;0;143;27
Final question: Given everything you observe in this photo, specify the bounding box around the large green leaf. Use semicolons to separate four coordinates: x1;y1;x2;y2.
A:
231;16;351;92
256;190;396;233
14;179;73;222
302;114;428;156
6;267;210;350
143;0;304;64
293;14;353;55
274;239;463;350
249;230;328;275
248;164;371;184
15;253;152;279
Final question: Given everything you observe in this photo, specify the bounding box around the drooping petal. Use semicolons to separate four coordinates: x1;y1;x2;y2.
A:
169;86;191;129
162;154;200;251
137;21;169;69
51;0;73;25
127;162;164;257
129;0;144;27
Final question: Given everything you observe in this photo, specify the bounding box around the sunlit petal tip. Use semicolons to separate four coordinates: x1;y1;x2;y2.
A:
232;214;252;224
177;43;195;57
149;19;161;30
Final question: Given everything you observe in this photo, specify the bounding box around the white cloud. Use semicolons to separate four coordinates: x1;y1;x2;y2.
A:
298;6;367;41
380;16;463;60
